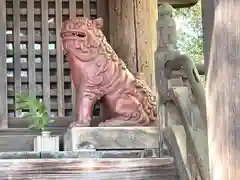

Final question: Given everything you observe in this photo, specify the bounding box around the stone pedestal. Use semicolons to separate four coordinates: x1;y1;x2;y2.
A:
64;127;159;151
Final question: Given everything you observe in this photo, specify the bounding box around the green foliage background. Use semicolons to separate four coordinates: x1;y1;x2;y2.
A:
173;1;203;64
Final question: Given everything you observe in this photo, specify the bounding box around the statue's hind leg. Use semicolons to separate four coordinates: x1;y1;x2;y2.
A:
98;96;150;127
98;116;139;127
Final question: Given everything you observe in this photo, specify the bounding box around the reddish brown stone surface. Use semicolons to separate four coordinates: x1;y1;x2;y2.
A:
61;17;157;127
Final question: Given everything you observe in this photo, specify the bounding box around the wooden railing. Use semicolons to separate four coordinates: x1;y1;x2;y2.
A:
156;3;208;180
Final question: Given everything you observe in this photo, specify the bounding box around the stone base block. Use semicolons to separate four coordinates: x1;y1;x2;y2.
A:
64;127;159;151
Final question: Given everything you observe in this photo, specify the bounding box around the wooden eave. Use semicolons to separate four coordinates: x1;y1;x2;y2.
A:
158;0;198;8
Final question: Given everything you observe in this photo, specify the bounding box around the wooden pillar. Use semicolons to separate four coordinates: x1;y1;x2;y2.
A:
0;0;8;128
201;0;214;72
206;0;240;179
108;0;158;90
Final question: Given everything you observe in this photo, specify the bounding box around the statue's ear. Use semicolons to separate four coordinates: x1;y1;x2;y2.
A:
93;18;103;29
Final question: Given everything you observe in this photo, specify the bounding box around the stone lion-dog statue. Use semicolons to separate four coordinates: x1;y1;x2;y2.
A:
61;17;157;127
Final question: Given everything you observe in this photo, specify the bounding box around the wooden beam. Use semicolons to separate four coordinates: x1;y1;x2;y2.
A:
13;0;21;117
206;0;240;179
163;126;191;180
201;0;214;72
171;87;209;180
27;0;36;98
7;116;103;128
0;158;177;179
41;0;50;113
55;0;65;116
158;0;197;7
0;0;8;128
83;0;90;18
108;0;157;89
165;55;207;130
96;0;109;40
134;0;158;89
69;0;76;117
108;0;138;75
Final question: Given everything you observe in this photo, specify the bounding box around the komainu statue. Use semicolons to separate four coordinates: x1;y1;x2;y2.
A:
61;17;157;127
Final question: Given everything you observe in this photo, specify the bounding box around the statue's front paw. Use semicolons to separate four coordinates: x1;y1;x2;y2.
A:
68;121;91;128
98;122;107;127
76;116;92;126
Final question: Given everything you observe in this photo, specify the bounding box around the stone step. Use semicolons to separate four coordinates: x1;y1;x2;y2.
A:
0;156;179;180
0;150;159;159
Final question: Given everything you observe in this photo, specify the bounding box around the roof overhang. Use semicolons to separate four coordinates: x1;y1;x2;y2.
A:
158;0;198;8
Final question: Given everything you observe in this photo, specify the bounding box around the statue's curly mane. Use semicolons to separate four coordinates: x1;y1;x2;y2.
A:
100;36;127;70
61;17;157;126
98;30;157;122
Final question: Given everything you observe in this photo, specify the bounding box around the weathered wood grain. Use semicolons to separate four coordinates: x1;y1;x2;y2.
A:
158;1;197;8
83;0;90;18
0;135;36;152
64;127;159;150
166;55;207;131
5;0;197;7
6;61;205;75
40;150;156;159
55;0;65;116
7;74;71;83
27;0;36;98
167;102;183;126
162;126;191;180
13;0;21;117
155;3;179;131
0;0;8;128
0;128;66;136
0;158;178;180
108;0;138;74
69;0;77;117
8;102;72;111
0;150;157;159
7;62;69;69
41;0;50;113
4;0;103;118
96;0;109;40
134;0;157;88
170;87;209;180
8;88;72;97
6;8;97;16
7;116;101;128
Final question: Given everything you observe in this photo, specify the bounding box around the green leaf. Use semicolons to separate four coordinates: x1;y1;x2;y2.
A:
28;123;37;129
16;92;53;132
48;119;55;124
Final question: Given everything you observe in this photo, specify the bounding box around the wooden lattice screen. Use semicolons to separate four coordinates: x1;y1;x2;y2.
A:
0;0;109;128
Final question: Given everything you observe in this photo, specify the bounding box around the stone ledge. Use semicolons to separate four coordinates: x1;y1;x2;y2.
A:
64;127;159;150
0;157;178;180
0;150;160;159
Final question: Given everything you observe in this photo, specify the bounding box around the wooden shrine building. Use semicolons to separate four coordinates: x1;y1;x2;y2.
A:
0;0;198;129
0;0;235;180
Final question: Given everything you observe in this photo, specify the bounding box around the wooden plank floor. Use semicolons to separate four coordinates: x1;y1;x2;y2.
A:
0;157;179;180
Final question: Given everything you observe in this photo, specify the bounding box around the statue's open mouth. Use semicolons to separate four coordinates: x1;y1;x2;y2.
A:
61;31;86;38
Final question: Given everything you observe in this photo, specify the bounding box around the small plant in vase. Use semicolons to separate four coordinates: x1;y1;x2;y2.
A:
16;93;59;152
